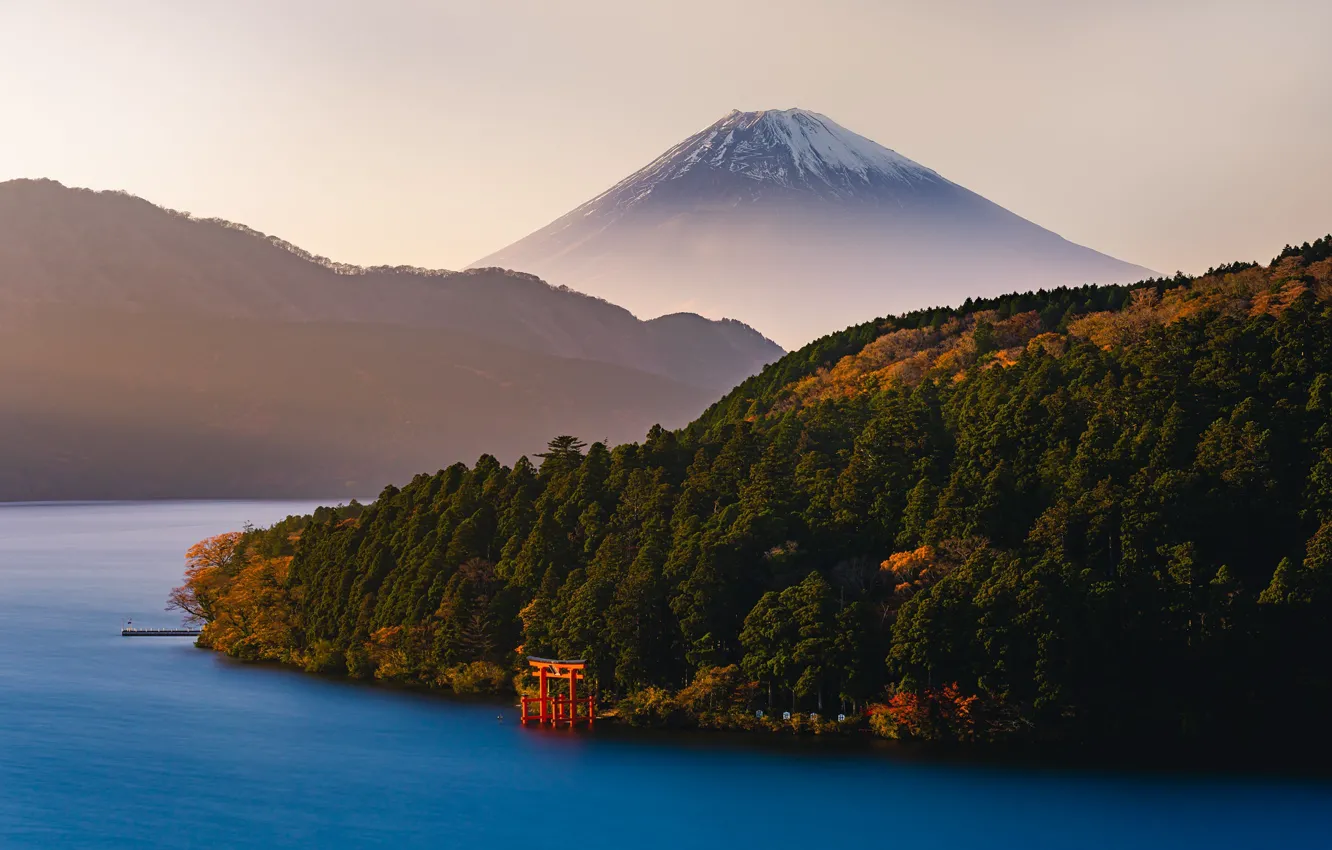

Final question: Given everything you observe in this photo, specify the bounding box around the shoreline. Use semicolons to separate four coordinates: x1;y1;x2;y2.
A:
199;646;1332;782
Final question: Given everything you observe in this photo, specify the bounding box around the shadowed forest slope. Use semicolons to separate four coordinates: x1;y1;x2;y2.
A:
0;306;714;500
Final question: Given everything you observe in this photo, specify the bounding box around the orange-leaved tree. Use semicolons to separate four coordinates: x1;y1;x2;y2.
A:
167;531;297;661
167;531;243;624
868;683;981;741
200;553;295;660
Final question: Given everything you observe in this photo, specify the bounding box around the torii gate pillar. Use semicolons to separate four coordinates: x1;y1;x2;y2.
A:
520;657;595;727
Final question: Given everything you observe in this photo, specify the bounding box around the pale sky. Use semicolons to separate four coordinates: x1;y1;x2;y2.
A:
2;0;1329;289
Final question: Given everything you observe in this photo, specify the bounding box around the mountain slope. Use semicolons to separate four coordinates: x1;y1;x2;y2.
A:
0;179;782;392
473;108;1156;347
0;304;715;500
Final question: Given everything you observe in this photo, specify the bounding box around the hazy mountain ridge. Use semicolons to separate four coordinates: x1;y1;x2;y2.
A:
474;108;1156;347
0;178;782;391
0;178;783;500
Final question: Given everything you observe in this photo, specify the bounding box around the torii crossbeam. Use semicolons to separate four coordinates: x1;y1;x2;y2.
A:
520;657;595;727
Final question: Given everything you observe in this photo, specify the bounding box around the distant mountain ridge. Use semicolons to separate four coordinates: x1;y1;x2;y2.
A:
474;107;1156;347
0;178;781;391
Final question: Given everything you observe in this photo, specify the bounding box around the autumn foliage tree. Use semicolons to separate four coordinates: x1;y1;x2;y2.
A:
199;553;295;661
169;530;297;662
167;531;243;624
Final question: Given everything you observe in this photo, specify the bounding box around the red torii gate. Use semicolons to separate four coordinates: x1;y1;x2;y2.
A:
520;657;595;727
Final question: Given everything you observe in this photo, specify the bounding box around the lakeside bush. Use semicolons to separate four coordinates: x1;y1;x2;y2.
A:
444;661;511;694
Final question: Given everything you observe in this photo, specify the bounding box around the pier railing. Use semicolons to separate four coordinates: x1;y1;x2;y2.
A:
120;627;202;637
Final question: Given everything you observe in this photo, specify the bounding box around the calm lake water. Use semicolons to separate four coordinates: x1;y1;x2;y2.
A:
3;501;1331;849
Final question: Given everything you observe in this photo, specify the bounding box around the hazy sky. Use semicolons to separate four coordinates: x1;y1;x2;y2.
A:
2;0;1329;287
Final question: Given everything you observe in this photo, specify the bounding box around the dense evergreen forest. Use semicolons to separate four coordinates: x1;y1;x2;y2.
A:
176;237;1332;745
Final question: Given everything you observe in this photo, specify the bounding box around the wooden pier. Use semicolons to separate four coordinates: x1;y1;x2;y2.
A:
121;627;201;637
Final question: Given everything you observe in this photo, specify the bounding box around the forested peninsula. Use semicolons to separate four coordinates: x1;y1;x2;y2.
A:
173;237;1332;746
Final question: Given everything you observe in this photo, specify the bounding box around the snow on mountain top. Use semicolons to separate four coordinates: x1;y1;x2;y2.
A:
574;108;945;217
717;108;940;184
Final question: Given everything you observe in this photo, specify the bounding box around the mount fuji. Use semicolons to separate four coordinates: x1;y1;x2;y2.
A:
473;108;1156;346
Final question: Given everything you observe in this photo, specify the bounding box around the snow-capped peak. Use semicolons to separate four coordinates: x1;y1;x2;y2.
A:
713;108;939;184
573;108;945;219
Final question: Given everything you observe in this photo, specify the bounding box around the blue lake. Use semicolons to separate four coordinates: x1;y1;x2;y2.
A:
2;501;1331;849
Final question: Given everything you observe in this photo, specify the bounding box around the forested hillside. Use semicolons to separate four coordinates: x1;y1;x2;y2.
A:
178;237;1332;745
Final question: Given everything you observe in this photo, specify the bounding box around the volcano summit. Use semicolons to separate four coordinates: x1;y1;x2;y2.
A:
474;108;1155;346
